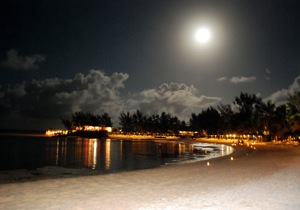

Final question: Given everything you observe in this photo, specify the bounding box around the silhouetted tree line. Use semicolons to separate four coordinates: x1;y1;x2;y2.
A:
61;91;300;140
61;112;112;130
119;110;187;134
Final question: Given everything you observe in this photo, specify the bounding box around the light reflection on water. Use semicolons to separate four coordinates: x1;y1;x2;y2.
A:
0;136;233;172
93;140;97;169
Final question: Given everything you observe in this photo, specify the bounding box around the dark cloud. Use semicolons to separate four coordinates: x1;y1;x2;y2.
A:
0;70;128;129
1;49;46;70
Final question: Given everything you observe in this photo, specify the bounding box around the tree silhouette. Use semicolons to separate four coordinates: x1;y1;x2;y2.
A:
119;112;133;132
132;110;146;132
217;103;235;133
189;107;221;135
287;91;300;132
59;91;299;140
233;92;263;134
61;111;112;130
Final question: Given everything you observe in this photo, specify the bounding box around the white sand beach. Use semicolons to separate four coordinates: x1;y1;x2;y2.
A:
0;141;300;210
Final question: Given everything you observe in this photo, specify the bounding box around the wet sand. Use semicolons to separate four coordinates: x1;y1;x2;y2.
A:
0;141;300;209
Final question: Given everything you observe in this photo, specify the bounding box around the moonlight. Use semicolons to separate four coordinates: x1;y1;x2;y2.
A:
195;27;211;43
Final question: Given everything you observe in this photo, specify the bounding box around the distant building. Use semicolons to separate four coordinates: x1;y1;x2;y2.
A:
179;131;199;138
45;129;68;136
46;126;112;137
75;125;112;133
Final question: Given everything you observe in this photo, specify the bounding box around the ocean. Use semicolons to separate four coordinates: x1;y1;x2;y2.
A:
0;134;233;173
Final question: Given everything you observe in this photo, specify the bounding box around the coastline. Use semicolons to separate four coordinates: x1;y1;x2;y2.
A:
0;137;296;184
1;139;300;209
0;137;234;184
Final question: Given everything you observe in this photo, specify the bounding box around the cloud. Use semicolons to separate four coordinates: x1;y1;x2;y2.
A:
0;73;221;129
0;70;222;130
264;75;300;105
217;76;257;83
1;49;46;70
265;68;271;80
0;70;129;129
230;76;256;84
125;82;221;122
217;77;227;81
265;76;271;81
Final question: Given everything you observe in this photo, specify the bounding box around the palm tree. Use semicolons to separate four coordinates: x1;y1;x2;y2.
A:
119;112;133;132
287;91;300;133
98;113;113;127
233;92;263;134
61;111;113;130
217;103;235;133
132;110;146;133
256;100;276;140
189;107;221;135
60;118;72;130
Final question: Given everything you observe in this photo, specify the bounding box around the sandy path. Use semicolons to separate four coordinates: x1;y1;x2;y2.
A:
0;144;300;210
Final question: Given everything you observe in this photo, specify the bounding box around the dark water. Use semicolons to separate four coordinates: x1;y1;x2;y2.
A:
0;135;233;172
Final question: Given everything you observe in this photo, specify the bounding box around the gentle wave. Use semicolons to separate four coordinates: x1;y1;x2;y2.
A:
165;143;234;165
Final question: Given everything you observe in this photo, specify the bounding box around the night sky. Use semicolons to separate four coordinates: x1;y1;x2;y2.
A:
1;0;300;130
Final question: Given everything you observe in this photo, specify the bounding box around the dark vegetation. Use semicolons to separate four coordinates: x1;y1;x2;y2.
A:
60;91;300;141
60;112;112;137
61;112;112;129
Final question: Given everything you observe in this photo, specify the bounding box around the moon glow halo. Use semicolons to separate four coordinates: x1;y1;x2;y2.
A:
195;28;211;43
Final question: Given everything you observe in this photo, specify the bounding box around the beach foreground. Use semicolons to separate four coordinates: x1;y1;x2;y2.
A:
0;142;300;210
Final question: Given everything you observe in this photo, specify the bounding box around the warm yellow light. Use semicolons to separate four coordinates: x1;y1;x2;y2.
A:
231;157;234;160
93;140;97;169
207;161;210;166
45;129;63;136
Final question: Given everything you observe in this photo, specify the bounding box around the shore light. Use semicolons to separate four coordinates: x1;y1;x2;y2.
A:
207;161;210;166
231;157;234;160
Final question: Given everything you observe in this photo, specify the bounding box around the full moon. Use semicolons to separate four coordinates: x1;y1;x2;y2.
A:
195;28;211;43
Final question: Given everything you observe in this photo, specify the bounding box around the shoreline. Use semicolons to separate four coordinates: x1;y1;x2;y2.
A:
0;137;296;184
0;138;236;184
1;139;300;209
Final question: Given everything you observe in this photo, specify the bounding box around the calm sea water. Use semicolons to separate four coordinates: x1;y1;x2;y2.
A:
0;135;233;172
